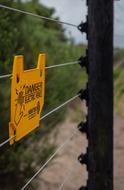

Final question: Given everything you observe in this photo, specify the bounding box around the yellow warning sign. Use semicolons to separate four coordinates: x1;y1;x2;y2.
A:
9;54;45;145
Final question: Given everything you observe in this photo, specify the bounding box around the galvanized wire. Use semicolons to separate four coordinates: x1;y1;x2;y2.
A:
40;94;80;121
0;61;80;80
21;129;78;190
0;4;77;28
58;161;79;190
0;94;80;148
0;135;16;148
0;74;12;79
45;61;80;69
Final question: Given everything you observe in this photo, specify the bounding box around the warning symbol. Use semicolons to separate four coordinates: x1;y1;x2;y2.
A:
9;54;45;145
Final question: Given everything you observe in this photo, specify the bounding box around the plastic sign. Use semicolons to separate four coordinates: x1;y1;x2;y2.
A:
9;54;45;145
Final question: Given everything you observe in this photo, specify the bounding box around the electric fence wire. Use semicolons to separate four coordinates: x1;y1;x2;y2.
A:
0;135;16;148
46;61;80;69
0;5;82;189
0;74;12;79
0;94;80;148
0;4;77;28
0;61;80;80
57;161;79;190
21;129;79;190
40;94;80;121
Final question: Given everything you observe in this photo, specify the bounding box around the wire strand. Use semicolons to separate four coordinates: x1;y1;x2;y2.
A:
21;129;78;190
45;61;79;69
58;161;79;190
0;135;16;148
0;74;12;79
0;61;80;80
0;4;77;28
0;94;80;148
40;94;80;121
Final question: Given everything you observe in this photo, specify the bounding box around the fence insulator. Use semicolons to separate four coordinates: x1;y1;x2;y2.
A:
78;121;88;139
78;52;89;74
78;153;88;167
78;151;89;175
79;186;88;190
78;21;88;34
78;16;88;39
78;86;88;106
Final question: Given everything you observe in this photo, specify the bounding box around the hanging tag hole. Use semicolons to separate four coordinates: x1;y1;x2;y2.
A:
16;75;20;83
40;70;42;77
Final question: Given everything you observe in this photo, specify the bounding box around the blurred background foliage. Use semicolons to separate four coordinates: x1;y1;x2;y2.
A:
0;0;86;189
114;48;124;116
0;0;124;189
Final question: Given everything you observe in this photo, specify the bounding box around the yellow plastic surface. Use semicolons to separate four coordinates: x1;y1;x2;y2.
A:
9;54;45;145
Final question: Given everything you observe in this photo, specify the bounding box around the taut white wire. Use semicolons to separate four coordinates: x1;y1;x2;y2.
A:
58;161;79;190
45;61;79;69
21;130;78;190
0;135;15;148
40;94;80;121
0;4;77;27
0;94;80;148
0;74;12;79
0;61;79;80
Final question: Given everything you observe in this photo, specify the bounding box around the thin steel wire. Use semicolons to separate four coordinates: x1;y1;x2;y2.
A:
0;61;79;80
0;135;16;148
45;61;79;69
21;129;78;190
0;94;80;148
0;4;77;28
58;161;79;190
0;74;12;79
40;94;80;121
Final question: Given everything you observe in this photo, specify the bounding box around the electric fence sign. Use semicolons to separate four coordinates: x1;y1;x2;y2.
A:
9;54;45;145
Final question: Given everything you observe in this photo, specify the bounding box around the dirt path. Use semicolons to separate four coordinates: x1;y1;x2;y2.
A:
37;121;88;189
35;110;124;190
114;115;124;190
